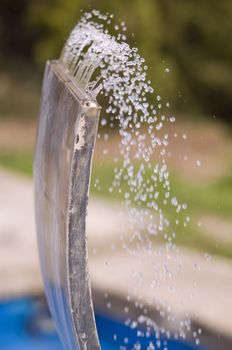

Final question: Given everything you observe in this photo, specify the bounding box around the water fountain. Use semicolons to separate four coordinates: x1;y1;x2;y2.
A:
34;10;202;350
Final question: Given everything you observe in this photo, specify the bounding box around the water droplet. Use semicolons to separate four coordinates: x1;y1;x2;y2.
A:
170;116;175;123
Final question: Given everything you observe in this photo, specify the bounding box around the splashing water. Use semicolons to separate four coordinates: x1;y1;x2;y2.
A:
60;10;199;349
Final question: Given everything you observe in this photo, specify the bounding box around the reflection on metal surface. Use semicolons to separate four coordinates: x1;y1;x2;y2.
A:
34;61;101;350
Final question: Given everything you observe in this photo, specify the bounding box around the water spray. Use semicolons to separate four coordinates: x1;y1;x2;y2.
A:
34;10;192;350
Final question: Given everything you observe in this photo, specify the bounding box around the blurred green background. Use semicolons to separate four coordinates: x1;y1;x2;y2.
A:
0;0;232;259
1;0;232;120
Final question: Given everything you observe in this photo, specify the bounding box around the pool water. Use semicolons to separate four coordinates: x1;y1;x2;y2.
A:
97;313;201;350
0;297;205;350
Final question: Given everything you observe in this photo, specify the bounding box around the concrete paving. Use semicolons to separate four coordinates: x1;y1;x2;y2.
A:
0;169;232;338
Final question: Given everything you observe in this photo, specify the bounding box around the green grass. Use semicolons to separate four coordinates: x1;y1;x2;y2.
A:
0;151;33;176
91;161;232;218
91;160;232;259
171;174;232;219
1;150;232;259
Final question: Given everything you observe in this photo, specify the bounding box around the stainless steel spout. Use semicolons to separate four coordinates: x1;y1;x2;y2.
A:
34;60;101;350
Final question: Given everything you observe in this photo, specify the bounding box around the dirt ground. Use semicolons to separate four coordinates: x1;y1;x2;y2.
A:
0;119;36;151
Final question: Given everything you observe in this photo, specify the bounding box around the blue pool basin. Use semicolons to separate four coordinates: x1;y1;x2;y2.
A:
0;297;205;350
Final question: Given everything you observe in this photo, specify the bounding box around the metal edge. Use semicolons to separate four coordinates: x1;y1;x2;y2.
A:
51;60;101;349
35;60;101;349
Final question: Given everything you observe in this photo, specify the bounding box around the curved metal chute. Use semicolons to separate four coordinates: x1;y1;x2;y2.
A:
34;61;101;350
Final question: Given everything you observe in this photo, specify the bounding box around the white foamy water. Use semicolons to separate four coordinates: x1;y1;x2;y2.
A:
60;10;198;349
